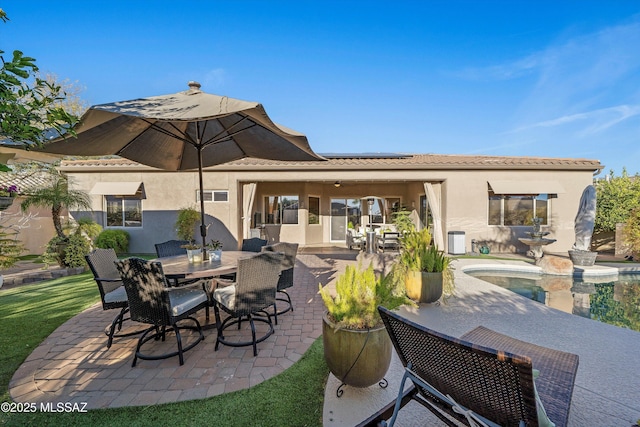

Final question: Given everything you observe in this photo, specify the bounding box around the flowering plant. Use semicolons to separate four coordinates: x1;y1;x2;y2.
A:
0;185;20;197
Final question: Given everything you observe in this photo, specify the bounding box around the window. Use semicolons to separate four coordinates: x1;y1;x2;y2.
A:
420;195;433;229
308;196;320;225
265;195;299;224
488;192;549;226
196;190;229;202
106;196;142;227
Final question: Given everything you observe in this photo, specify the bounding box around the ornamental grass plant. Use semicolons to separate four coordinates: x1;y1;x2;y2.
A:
319;263;412;330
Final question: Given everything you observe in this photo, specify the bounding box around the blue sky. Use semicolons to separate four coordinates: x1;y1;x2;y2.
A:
2;1;639;175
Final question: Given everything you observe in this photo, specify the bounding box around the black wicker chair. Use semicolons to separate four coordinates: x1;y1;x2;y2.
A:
212;252;283;356
241;237;268;252
261;242;298;319
358;307;579;427
115;257;209;366
154;239;189;258
85;248;140;348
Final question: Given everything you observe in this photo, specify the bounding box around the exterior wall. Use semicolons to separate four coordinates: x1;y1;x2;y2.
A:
1;197;59;256
63;163;598;255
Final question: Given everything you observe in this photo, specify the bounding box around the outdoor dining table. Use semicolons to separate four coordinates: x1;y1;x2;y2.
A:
154;250;256;281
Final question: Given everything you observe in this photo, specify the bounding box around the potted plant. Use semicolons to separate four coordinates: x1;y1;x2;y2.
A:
396;228;454;303
207;239;223;261
319;263;412;389
181;240;203;263
0;184;19;211
175;207;200;242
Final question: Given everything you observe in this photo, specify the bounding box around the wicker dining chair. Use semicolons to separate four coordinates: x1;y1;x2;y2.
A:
261;242;298;319
358;306;579;427
241;237;268;252
154;239;189;258
85;248;139;348
115;257;209;366
212;251;283;356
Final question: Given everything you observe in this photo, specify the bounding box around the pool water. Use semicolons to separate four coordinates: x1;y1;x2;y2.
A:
466;271;640;332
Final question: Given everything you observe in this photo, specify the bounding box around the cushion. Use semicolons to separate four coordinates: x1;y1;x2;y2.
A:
533;369;556;427
104;286;128;304
168;287;208;316
213;284;237;310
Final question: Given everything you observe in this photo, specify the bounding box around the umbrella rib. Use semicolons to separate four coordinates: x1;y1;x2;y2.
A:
201;115;255;148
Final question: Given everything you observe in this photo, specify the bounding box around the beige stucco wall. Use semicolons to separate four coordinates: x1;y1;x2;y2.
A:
63;163;598;255
0;196;59;256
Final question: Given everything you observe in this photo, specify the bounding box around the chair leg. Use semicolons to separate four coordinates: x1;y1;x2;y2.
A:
249;315;257;356
174;323;185;366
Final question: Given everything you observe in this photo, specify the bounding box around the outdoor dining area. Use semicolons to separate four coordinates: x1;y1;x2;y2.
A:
6;250;640;426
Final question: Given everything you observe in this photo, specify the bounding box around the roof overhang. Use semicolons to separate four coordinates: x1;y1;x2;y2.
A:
90;182;146;198
488;180;565;195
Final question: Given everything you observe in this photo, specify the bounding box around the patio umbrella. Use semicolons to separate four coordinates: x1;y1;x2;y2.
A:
37;81;324;251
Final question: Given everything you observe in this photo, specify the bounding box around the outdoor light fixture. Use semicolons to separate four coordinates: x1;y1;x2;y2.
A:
334;181;341;188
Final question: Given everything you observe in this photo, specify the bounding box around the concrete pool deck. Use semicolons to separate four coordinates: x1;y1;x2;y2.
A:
323;257;640;427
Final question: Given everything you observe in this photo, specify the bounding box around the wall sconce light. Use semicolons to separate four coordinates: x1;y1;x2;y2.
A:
334;181;341;188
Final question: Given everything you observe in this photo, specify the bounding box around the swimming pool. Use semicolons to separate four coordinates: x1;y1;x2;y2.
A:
466;271;640;332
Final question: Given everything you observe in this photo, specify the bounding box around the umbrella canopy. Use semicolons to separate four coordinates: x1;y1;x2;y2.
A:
37;82;324;251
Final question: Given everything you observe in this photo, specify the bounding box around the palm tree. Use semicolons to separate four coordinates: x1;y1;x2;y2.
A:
20;169;92;239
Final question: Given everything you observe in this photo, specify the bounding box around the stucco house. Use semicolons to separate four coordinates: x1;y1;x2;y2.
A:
58;153;603;255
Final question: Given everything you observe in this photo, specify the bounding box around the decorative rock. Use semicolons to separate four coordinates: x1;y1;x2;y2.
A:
537;255;574;276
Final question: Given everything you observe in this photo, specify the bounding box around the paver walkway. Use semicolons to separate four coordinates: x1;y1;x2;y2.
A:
9;253;355;409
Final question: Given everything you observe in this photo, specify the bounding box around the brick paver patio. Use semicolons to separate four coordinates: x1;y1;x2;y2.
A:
9;252;356;409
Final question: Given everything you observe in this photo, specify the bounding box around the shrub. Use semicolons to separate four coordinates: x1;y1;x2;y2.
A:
42;234;90;268
75;217;102;242
95;229;130;254
623;207;640;259
175;207;200;241
0;226;24;269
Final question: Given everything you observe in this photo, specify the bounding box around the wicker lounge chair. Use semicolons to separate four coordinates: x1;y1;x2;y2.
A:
115;257;209;366
212;251;283;356
261;242;299;319
358;306;579;427
85;248;141;348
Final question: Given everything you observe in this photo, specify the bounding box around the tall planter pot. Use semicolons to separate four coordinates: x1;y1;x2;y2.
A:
322;312;392;388
405;271;443;303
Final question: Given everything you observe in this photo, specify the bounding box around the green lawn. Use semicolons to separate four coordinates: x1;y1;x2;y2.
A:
0;273;329;426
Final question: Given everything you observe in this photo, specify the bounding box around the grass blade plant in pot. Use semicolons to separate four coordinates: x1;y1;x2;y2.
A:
396;229;454;304
319;263;412;395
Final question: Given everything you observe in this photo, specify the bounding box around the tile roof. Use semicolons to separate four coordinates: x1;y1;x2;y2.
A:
0;170;52;193
59;153;603;171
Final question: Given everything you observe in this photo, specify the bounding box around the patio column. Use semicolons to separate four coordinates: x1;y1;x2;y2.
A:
242;182;257;240
423;182;444;250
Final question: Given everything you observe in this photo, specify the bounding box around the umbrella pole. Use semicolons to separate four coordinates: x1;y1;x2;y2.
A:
197;144;209;261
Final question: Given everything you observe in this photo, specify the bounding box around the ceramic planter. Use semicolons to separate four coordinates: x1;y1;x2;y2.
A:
322;312;392;388
405;270;443;303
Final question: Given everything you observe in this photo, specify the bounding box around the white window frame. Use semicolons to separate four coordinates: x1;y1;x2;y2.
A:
488;192;551;226
104;196;143;228
196;190;229;203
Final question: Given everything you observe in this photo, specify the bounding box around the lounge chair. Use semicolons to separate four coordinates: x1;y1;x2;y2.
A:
154;239;190;258
358;306;579;427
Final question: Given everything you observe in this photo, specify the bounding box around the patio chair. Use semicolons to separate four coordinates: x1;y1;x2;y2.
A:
154;239;189;258
85;248;140;349
261;242;299;319
358;306;579;427
212;251;283;356
115;257;209;366
346;228;365;250
241;237;268;252
376;231;400;252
